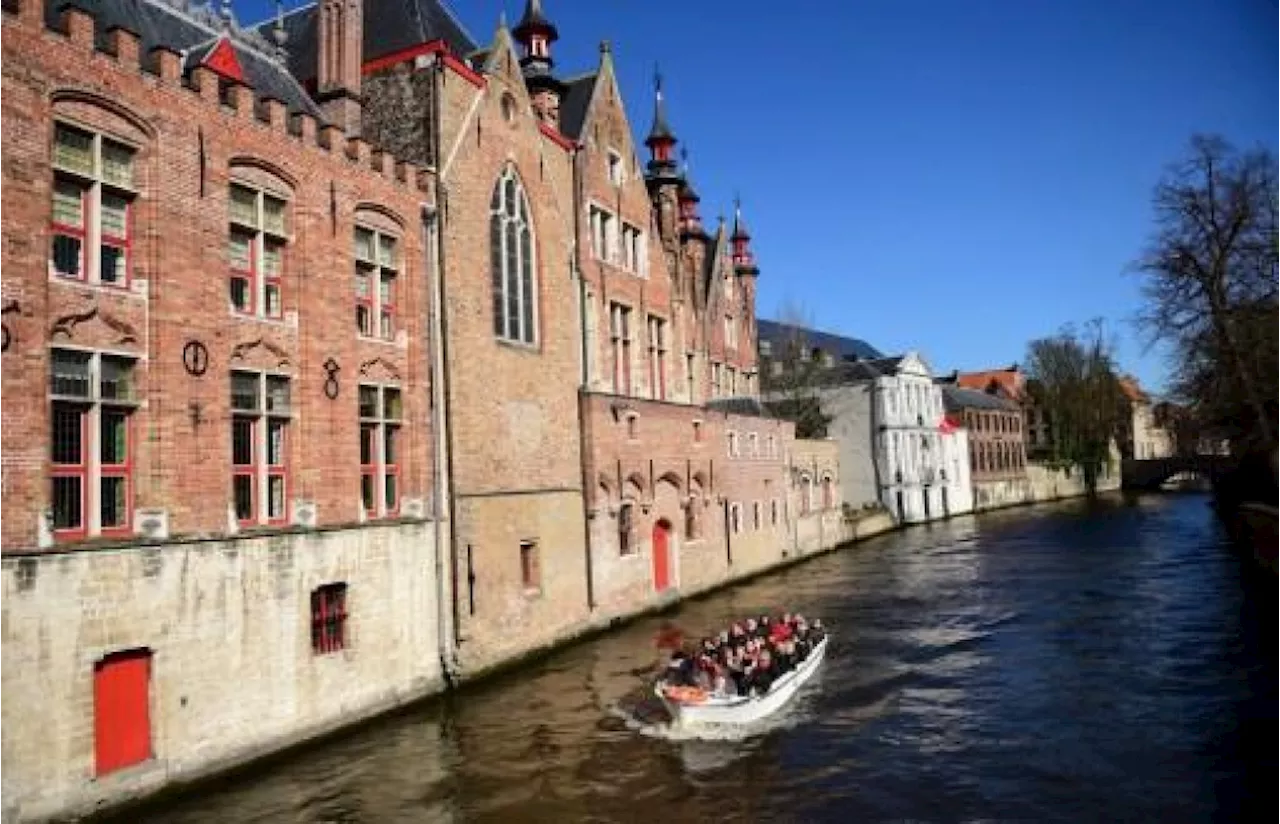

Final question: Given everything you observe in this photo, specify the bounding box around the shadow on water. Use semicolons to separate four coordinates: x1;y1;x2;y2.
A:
105;494;1276;824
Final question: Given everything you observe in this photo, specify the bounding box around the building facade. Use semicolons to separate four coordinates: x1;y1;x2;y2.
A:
0;2;866;819
1119;376;1174;460
940;384;1027;510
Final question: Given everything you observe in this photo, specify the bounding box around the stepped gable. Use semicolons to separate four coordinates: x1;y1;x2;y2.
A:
255;0;478;85
47;0;322;119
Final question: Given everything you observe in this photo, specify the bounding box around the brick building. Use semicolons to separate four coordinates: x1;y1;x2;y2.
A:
1;2;861;819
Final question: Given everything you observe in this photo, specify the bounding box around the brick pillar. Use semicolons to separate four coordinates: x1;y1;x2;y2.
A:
317;0;363;135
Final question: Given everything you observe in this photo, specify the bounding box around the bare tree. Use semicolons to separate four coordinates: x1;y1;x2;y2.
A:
1134;135;1278;454
1024;320;1129;490
760;300;832;439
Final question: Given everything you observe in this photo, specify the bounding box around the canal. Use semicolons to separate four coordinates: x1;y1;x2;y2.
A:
117;494;1276;823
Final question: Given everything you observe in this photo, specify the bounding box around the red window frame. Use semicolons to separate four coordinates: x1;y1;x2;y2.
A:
50;180;88;281
383;423;400;516
311;583;348;654
232;415;257;526
51;402;89;540
262;239;284;320
265;418;288;525
230;231;256;316
359;423;378;517
98;409;133;537
98;193;132;289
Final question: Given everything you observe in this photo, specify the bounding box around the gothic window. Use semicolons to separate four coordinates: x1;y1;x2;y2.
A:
490;166;536;344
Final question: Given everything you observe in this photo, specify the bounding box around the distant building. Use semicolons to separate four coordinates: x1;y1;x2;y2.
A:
940;384;1027;509
762;346;971;524
952;365;1055;456
1118;377;1174;459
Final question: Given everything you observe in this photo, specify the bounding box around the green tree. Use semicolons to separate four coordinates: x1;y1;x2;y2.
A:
1024;321;1129;490
760;301;833;439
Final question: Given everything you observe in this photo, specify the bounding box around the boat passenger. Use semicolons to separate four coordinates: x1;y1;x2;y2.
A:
665;650;698;687
810;619;826;643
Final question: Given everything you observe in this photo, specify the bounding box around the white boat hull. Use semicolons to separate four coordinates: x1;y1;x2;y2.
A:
656;636;828;727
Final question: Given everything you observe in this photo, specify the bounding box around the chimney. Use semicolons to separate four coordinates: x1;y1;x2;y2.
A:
317;0;363;135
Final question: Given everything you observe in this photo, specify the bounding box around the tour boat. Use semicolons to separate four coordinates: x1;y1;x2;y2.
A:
655;636;829;727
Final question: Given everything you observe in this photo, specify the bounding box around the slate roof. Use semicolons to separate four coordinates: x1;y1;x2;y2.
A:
50;0;322;119
941;384;1019;413
558;73;597;140
756;319;882;362
254;0;478;86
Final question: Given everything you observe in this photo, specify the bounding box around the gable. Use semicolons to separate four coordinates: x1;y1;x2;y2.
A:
203;38;245;83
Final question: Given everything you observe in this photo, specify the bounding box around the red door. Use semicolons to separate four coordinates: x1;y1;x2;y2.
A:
652;521;671;591
94;649;152;776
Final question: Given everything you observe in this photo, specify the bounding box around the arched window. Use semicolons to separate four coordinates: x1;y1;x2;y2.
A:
490;166;536;344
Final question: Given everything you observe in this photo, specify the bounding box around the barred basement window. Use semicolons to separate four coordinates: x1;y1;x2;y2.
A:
230;370;291;526
354;226;398;339
359;384;402;518
490;165;536;344
311;583;348;654
228;182;288;318
618;502;634;555
49;348;138;540
50;123;136;287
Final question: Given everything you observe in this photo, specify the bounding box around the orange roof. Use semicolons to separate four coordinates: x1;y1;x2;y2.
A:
955;367;1025;401
1118;376;1148;403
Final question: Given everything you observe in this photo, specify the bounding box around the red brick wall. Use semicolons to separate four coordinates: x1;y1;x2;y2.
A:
1;5;435;552
963;406;1027;482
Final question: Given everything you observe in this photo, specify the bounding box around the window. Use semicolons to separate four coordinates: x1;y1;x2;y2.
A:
686;353;696;403
823;477;835;509
618;502;634;555
589;205;615;262
609;302;632;395
724;315;737;349
647;316;667;400
692;420;703;442
684;498;699;540
607;150;624;186
752;502;761;530
228;182;287;318
626;413;638;440
231;370;291;527
727;431;739;458
731;503;741;534
711;362;722;398
727;366;737;396
355;227;399;339
766;435;777;459
759;340;772;357
490;166;536;344
748;433;759;458
800;477;813;514
50;123;136;286
770;499;779;526
49;348;137;540
621;223;644;274
359;385;402;518
520;540;540;591
311;583;348;654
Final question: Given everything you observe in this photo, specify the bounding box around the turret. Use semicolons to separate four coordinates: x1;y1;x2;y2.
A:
678;151;706;238
644;71;681;183
731;198;758;276
513;0;567;126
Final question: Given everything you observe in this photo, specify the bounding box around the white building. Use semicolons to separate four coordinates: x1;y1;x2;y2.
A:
761;345;972;524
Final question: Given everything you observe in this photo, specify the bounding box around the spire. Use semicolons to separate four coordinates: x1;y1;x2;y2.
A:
513;0;565;105
514;0;559;44
272;1;289;63
644;69;681;184
678;148;700;203
677;148;705;236
731;196;758;275
731;196;751;241
645;69;677;147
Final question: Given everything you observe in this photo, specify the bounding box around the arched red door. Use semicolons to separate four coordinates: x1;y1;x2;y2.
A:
652;520;672;591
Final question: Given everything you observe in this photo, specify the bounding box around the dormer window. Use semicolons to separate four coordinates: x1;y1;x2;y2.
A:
607;150;624;186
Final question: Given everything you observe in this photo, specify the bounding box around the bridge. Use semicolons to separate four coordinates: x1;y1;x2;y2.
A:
1121;454;1233;490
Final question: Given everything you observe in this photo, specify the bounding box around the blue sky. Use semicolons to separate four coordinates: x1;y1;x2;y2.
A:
237;1;1277;395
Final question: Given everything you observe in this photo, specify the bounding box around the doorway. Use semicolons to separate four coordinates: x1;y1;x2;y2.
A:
652;519;672;591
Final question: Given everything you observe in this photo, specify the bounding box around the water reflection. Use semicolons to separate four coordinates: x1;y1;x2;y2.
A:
115;494;1274;824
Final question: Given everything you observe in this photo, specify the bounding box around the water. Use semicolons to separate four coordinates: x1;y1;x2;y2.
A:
117;494;1276;823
